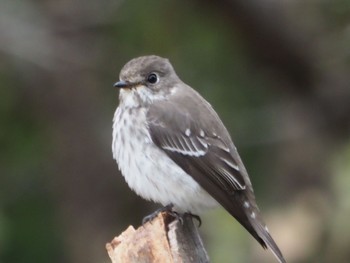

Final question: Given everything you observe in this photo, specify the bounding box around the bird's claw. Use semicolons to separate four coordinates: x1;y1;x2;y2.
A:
186;213;202;227
142;204;201;227
142;203;175;224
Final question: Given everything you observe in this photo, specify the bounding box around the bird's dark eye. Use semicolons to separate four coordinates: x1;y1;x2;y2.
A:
147;73;158;84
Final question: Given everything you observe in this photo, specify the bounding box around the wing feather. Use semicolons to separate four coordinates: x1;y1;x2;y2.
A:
147;102;246;192
146;99;286;262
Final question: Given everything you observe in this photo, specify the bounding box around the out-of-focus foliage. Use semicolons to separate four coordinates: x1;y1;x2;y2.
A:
0;0;349;263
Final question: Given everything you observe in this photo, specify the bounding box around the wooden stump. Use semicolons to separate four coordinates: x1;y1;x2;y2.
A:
106;212;210;263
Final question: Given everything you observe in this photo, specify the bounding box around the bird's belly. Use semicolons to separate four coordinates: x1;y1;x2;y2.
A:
112;108;218;213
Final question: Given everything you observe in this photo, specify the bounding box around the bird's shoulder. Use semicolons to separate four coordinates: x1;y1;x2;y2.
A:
146;85;248;191
148;85;229;141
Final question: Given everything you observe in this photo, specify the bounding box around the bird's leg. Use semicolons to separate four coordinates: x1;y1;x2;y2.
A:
185;212;202;227
142;203;181;224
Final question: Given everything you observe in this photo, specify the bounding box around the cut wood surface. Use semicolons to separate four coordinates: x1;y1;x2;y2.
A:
106;212;210;263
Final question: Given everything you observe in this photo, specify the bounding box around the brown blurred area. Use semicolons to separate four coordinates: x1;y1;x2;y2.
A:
0;1;349;263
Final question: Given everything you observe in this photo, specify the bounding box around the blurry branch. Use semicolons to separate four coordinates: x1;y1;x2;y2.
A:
199;0;350;138
0;0;120;70
106;212;209;263
200;0;315;89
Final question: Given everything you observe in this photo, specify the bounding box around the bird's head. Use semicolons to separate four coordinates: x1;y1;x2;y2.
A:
114;55;180;107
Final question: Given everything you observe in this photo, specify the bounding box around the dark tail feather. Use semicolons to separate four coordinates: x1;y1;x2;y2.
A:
230;192;286;263
221;192;286;263
250;216;286;263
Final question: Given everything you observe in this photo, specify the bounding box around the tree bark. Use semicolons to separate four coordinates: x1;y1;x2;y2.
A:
106;212;209;263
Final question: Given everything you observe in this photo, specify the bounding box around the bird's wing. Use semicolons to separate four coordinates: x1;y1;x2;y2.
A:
146;97;286;263
147;100;246;193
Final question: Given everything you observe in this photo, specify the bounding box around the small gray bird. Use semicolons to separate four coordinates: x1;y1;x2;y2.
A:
112;55;286;263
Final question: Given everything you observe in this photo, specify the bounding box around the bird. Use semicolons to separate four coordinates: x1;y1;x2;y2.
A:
112;55;286;263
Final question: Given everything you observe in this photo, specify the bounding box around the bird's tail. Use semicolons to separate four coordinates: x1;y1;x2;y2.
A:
229;192;286;263
248;211;286;263
221;190;286;262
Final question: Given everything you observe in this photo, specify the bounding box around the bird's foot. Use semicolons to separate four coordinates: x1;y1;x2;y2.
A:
142;203;179;225
185;212;202;227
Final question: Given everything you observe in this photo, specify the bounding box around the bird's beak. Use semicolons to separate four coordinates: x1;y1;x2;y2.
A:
114;80;132;89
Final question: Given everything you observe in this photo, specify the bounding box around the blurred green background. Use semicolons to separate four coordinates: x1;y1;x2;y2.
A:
1;0;350;262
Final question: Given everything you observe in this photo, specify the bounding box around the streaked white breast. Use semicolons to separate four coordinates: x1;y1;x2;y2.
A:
112;104;218;213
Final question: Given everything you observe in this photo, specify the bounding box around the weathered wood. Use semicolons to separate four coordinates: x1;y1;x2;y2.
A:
106;212;210;263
